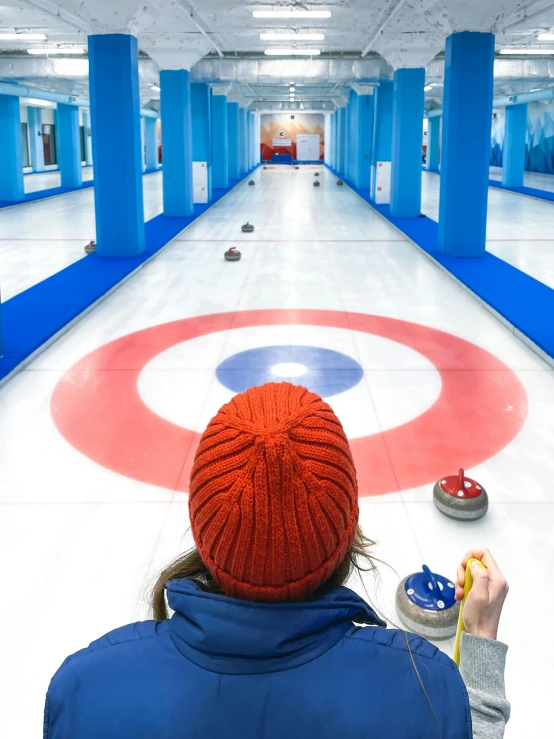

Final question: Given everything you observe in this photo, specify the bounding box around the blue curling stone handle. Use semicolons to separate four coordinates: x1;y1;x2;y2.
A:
404;565;457;611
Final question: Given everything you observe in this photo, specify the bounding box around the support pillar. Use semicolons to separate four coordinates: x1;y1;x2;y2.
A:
238;106;247;175
0;95;25;202
331;111;338;170
253;112;261;166
191;82;212;202
56;103;82;188
426;115;440;171
353;92;374;189
347;90;358;182
212;94;229;189
337;108;347;177
144;116;158;171
28;106;45;173
160;68;193;217
438;32;495;256
390;67;425;217
502;103;527;188
324;113;332;166
88;33;145;255
370;81;393;202
227;102;239;180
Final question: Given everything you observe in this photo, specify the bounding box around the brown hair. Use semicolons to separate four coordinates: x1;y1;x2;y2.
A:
150;524;376;621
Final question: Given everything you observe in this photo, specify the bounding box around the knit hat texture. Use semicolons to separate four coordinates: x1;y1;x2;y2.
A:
189;382;359;602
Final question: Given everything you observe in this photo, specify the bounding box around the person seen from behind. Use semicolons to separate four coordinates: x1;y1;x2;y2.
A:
45;382;510;738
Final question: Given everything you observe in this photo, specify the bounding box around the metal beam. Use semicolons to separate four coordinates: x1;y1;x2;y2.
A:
174;0;224;58
361;0;408;57
20;0;90;33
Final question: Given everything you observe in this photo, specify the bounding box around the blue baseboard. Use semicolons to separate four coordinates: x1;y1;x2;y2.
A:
0;166;258;383
329;164;554;362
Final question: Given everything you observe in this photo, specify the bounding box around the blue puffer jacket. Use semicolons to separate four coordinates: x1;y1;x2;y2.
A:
45;579;472;739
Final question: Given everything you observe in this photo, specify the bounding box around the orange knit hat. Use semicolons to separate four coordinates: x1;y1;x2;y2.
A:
189;382;359;602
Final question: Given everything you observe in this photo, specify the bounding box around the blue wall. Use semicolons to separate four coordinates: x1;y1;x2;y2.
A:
490;100;554;174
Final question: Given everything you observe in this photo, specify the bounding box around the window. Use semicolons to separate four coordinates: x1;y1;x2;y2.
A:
42;123;57;165
21;122;30;168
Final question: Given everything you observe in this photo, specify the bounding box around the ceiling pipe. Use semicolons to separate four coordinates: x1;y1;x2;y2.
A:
0;81;159;117
426;85;554;117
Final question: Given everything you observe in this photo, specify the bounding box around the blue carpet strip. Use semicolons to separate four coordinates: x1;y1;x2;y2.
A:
0;168;257;382
330;165;554;361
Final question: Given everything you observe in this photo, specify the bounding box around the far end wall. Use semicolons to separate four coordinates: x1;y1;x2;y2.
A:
260;113;324;160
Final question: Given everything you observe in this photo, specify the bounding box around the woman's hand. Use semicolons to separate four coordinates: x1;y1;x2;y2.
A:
455;549;509;641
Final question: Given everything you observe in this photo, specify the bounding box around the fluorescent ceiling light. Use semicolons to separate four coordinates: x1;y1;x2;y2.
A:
289;80;295;83
289;86;296;91
424;85;433;92
530;87;542;92
264;48;321;56
499;48;554;54
27;47;85;55
22;97;56;108
253;10;332;19
537;34;554;41
260;33;324;41
151;84;160;92
0;33;47;41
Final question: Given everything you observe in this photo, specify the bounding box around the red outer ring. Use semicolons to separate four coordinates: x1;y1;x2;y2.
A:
50;309;528;497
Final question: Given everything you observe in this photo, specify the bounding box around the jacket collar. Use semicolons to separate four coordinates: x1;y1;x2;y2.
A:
167;578;386;675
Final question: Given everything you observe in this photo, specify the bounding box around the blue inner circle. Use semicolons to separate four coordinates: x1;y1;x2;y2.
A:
216;345;363;398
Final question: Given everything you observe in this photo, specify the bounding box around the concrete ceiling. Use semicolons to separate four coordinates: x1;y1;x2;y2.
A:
1;1;554;110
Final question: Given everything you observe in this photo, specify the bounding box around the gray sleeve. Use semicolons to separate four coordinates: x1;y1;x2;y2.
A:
458;632;511;739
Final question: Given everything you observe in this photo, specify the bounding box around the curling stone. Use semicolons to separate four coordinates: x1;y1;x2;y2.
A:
433;468;488;521
336;180;344;186
396;564;459;640
295;165;299;169
224;247;241;262
313;180;320;187
84;240;96;254
314;172;320;177
241;222;255;233
248;180;255;186
263;165;268;170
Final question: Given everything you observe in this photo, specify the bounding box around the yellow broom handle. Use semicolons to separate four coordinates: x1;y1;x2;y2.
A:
453;558;487;666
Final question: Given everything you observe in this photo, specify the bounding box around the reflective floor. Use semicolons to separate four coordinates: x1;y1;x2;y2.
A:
422;169;554;290
24;165;95;193
0;165;553;737
0;171;163;301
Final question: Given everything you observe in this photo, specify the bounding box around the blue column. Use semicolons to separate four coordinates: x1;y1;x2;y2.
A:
249;112;256;169
88;34;144;256
502;103;527;188
337;108;342;176
192;82;213;201
144;116;158;171
56;103;82;188
238;107;247;174
353;93;374;189
426;115;440;171
211;95;229;189
227;102;239;180
331;111;338;170
0;95;24;202
370;81;393;201
438;32;495;256
160;69;193;217
347;90;358;182
81;109;93;166
390;68;425;217
28;106;45;172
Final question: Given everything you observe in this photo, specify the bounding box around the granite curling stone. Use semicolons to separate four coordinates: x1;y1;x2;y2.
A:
396;564;459;639
336;180;344;186
224;247;241;262
241;222;255;233
84;240;96;254
313;180;320;187
433;468;488;521
248;180;255;186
